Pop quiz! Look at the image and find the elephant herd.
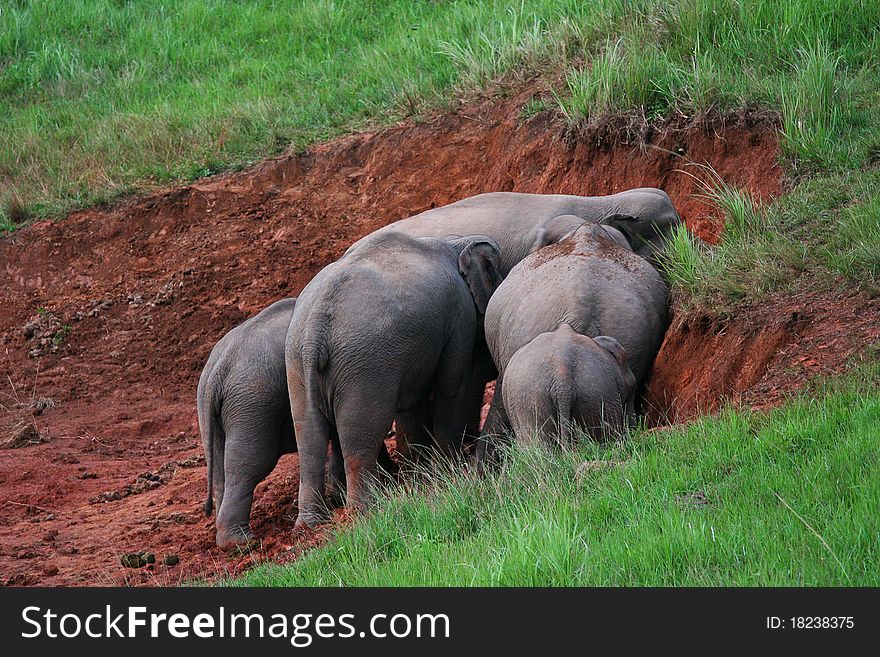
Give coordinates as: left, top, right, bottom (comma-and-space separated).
197, 189, 682, 548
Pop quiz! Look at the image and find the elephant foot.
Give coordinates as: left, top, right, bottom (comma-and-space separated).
475, 437, 505, 476
216, 525, 255, 550
326, 487, 346, 510
294, 511, 330, 529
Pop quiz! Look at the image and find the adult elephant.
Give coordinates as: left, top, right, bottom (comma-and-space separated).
286, 231, 503, 527
479, 223, 669, 462
347, 188, 681, 275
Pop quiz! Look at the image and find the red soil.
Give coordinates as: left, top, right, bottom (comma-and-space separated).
1, 85, 865, 587
647, 289, 880, 423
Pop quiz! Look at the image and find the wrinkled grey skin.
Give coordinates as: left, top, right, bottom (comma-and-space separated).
346, 190, 679, 442
503, 325, 636, 445
480, 223, 669, 464
198, 298, 395, 547
530, 215, 631, 253
346, 189, 681, 276
197, 298, 298, 548
287, 232, 503, 527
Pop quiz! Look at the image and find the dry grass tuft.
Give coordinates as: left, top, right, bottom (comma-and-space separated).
1, 417, 48, 449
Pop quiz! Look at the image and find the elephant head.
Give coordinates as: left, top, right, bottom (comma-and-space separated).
529, 214, 585, 253
529, 215, 632, 254
599, 210, 681, 265
449, 235, 503, 314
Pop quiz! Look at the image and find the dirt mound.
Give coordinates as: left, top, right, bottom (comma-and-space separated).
0, 85, 794, 586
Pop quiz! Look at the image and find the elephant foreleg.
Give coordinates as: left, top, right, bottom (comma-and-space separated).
327, 428, 345, 509
476, 372, 513, 474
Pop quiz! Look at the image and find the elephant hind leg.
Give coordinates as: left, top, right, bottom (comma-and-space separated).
336, 404, 395, 513
209, 426, 226, 516
215, 422, 283, 548
327, 428, 345, 509
395, 396, 434, 466
328, 426, 398, 510
294, 407, 334, 529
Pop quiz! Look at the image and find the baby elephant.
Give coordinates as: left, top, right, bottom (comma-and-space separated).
198, 298, 299, 548
502, 324, 636, 445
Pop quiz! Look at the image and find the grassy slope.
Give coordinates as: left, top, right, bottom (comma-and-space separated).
662, 166, 880, 307
3, 3, 879, 244
1, 0, 579, 227
236, 368, 879, 586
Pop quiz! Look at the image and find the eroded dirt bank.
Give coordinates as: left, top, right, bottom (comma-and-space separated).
647, 289, 880, 422
2, 87, 863, 587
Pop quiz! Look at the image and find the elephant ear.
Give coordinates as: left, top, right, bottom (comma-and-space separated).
458, 237, 503, 314
598, 213, 641, 251
593, 335, 628, 372
598, 225, 632, 251
529, 214, 585, 253
594, 335, 635, 403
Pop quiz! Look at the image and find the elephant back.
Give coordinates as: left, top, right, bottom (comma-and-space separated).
485, 225, 668, 384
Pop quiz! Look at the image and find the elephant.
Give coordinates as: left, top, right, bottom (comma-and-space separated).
502, 324, 636, 445
198, 298, 298, 548
479, 222, 669, 463
346, 188, 681, 276
345, 190, 680, 443
286, 231, 503, 527
198, 298, 394, 547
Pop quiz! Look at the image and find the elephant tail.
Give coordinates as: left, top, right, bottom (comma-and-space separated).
300, 314, 331, 411
197, 383, 225, 517
553, 382, 573, 447
294, 316, 333, 463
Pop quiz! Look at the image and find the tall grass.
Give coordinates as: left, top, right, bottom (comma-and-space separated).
659, 223, 703, 292
827, 194, 880, 288
660, 165, 806, 305
0, 0, 586, 223
232, 368, 880, 587
661, 165, 880, 306
2, 0, 879, 226
559, 38, 679, 122
557, 0, 879, 170
780, 41, 848, 168
437, 5, 551, 87
691, 165, 768, 241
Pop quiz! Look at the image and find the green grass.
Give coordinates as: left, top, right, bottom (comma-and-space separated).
661, 167, 880, 306
0, 0, 585, 223
827, 193, 880, 287
233, 367, 880, 586
557, 1, 879, 172
3, 0, 879, 233
519, 95, 550, 121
